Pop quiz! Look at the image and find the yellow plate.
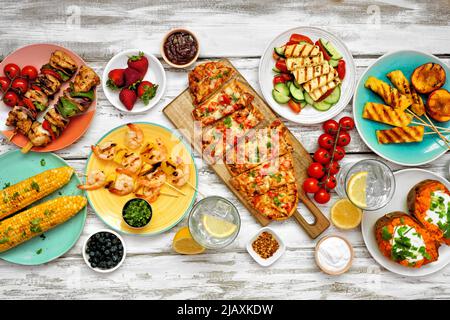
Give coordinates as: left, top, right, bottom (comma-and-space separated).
85, 122, 198, 236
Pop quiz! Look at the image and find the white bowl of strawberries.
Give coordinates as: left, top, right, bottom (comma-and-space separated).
102, 49, 166, 113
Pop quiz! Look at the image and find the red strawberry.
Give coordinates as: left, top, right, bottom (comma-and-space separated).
127, 52, 148, 77
107, 69, 125, 90
119, 88, 137, 110
137, 81, 159, 105
123, 67, 142, 88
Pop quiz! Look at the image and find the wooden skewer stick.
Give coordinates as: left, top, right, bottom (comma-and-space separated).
423, 112, 450, 140
164, 181, 187, 196
186, 180, 205, 198
21, 142, 33, 154
424, 131, 440, 135
160, 191, 179, 198
406, 109, 450, 148
412, 122, 450, 132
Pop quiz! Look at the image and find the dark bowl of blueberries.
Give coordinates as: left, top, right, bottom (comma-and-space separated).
83, 229, 126, 273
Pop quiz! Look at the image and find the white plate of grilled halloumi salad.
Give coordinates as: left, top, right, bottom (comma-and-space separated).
259, 27, 356, 124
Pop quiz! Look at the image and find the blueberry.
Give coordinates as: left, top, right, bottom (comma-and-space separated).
105, 250, 110, 255
89, 251, 95, 257
91, 263, 97, 268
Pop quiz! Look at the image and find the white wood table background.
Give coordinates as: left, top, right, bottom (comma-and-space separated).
0, 0, 449, 300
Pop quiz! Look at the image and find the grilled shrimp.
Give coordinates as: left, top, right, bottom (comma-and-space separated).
78, 170, 107, 190
136, 186, 161, 203
121, 153, 142, 173
109, 169, 135, 196
91, 141, 117, 161
141, 138, 168, 164
125, 123, 144, 150
164, 157, 190, 187
137, 169, 166, 189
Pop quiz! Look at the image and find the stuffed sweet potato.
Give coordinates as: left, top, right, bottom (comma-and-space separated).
407, 180, 450, 245
426, 89, 450, 122
411, 63, 446, 94
375, 211, 439, 268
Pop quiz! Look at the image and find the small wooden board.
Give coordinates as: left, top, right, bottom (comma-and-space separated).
163, 59, 329, 238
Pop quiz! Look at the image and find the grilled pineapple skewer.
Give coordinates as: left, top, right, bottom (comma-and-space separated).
376, 126, 424, 144
365, 76, 412, 110
363, 102, 413, 127
387, 70, 425, 116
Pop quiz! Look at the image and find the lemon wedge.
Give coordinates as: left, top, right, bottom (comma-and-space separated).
202, 214, 237, 238
346, 171, 368, 208
331, 198, 363, 229
172, 226, 205, 255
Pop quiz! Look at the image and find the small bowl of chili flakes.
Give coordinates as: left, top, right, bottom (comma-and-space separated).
246, 227, 285, 267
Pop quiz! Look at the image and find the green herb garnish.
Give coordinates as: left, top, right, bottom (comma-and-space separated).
123, 199, 152, 228
31, 181, 40, 193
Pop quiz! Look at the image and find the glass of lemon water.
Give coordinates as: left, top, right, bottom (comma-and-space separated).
335, 159, 396, 211
188, 196, 240, 249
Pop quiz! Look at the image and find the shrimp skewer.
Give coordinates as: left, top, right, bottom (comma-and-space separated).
77, 170, 107, 190
141, 138, 168, 165
162, 157, 191, 187
125, 123, 144, 150
108, 168, 135, 196
121, 152, 142, 173
91, 141, 118, 161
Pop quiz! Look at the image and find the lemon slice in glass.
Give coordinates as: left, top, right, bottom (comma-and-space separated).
202, 214, 237, 238
331, 199, 363, 229
172, 226, 205, 255
346, 171, 368, 208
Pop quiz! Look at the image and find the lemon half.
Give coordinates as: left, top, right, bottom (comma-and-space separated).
172, 226, 205, 255
331, 198, 363, 229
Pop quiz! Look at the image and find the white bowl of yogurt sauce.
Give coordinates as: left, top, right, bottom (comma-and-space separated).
315, 234, 354, 275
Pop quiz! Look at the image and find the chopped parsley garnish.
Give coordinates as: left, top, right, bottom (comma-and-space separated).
223, 116, 232, 128
40, 159, 46, 166
2, 182, 10, 189
30, 218, 42, 233
31, 181, 40, 192
0, 237, 9, 244
36, 248, 43, 255
273, 197, 281, 207
11, 192, 20, 200
381, 226, 392, 240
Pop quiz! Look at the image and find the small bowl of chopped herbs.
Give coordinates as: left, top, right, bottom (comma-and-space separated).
82, 229, 126, 273
122, 198, 153, 229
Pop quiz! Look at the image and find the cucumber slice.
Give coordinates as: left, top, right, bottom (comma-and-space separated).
329, 59, 339, 67
300, 101, 307, 109
319, 38, 342, 60
312, 100, 332, 111
286, 81, 293, 90
274, 46, 285, 57
290, 83, 304, 101
274, 83, 290, 96
272, 89, 290, 104
323, 85, 341, 104
293, 80, 301, 88
272, 66, 281, 73
304, 92, 315, 106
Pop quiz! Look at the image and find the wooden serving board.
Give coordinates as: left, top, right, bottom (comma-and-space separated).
163, 59, 329, 239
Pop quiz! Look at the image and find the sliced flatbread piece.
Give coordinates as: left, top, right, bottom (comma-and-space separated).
188, 61, 234, 106
309, 79, 341, 101
291, 62, 332, 85
365, 76, 412, 110
286, 52, 324, 71
302, 69, 338, 93
376, 126, 424, 144
192, 80, 254, 126
387, 70, 425, 116
226, 119, 292, 176
283, 43, 320, 58
363, 102, 413, 127
250, 183, 298, 220
230, 153, 296, 197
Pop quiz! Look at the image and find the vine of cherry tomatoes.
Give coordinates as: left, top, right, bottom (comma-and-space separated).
303, 116, 355, 204
1, 63, 38, 107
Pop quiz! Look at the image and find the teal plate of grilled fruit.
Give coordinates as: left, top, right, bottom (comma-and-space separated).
0, 150, 87, 265
353, 50, 449, 166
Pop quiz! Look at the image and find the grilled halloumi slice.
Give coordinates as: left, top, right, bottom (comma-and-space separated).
365, 76, 412, 110
387, 70, 425, 116
363, 102, 413, 127
309, 79, 341, 101
291, 62, 332, 85
283, 43, 320, 58
376, 126, 424, 144
303, 69, 338, 93
286, 52, 324, 71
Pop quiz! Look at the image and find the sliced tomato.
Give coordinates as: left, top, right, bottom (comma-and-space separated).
273, 75, 287, 85
42, 68, 62, 81
288, 100, 301, 113
337, 60, 346, 80
289, 34, 313, 45
315, 40, 331, 61
285, 41, 298, 46
275, 59, 288, 73
280, 73, 292, 81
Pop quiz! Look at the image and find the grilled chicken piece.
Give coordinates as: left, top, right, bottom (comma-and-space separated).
363, 102, 413, 127
44, 107, 69, 130
283, 43, 320, 58
303, 69, 338, 93
27, 121, 52, 147
291, 62, 332, 85
376, 126, 424, 144
387, 70, 425, 116
73, 66, 100, 93
6, 106, 34, 135
49, 50, 77, 76
365, 76, 412, 110
286, 52, 324, 71
309, 79, 341, 101
35, 73, 61, 96
24, 89, 49, 110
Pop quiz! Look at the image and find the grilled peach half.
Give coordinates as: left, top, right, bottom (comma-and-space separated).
427, 89, 450, 122
411, 63, 446, 94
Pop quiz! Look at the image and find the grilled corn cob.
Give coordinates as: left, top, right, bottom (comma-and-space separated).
0, 167, 74, 220
365, 76, 412, 110
376, 126, 424, 144
291, 62, 332, 85
363, 102, 413, 127
0, 196, 87, 253
283, 43, 320, 58
387, 70, 425, 116
286, 52, 324, 70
